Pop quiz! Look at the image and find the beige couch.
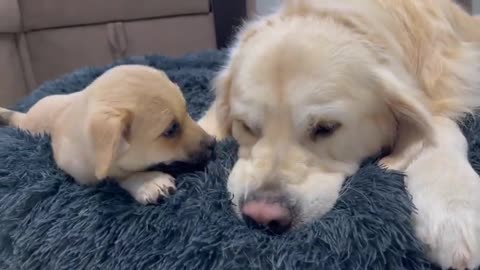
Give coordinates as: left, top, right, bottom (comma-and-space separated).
0, 0, 254, 106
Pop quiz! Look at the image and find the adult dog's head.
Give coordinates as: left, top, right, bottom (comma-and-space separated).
213, 1, 435, 233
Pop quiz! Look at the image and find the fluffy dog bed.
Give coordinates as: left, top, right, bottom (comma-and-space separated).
2, 50, 475, 270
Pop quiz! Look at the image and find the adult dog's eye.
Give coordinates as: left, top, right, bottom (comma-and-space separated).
241, 121, 255, 135
311, 121, 341, 140
162, 121, 180, 138
234, 119, 259, 137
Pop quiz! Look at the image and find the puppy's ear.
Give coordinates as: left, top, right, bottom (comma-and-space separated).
88, 109, 132, 179
373, 67, 436, 170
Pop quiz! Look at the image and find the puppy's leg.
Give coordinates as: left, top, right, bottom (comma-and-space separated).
0, 107, 27, 128
0, 96, 63, 134
406, 117, 480, 270
1, 94, 76, 134
379, 124, 425, 171
119, 171, 176, 205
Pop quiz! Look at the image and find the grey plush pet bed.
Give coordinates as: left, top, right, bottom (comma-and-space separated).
3, 50, 475, 269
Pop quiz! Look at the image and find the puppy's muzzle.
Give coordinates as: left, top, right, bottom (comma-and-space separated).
240, 190, 296, 234
188, 135, 217, 164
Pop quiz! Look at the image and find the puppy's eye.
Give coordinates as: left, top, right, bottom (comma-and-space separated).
162, 121, 180, 138
311, 121, 341, 140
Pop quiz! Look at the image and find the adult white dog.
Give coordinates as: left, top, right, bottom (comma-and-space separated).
200, 0, 480, 269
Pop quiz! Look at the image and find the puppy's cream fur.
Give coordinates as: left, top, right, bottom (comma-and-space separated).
200, 0, 480, 268
1, 65, 214, 205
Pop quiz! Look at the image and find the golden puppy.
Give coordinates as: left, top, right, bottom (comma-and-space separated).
200, 0, 480, 268
0, 65, 215, 205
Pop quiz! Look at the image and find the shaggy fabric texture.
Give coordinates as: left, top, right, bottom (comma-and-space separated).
2, 50, 472, 270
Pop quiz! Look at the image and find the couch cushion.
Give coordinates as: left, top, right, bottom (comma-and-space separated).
20, 0, 211, 31
0, 36, 28, 106
25, 14, 217, 88
25, 24, 117, 87
124, 15, 216, 57
0, 0, 21, 33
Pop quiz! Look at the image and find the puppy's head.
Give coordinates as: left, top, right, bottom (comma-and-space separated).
86, 65, 215, 180
215, 14, 433, 233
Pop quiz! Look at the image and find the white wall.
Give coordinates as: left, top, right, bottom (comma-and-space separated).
474, 0, 480, 14
256, 0, 480, 15
256, 0, 281, 15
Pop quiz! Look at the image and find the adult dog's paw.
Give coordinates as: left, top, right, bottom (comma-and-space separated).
414, 198, 480, 270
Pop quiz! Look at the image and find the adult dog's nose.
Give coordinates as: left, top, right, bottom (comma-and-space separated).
240, 192, 293, 234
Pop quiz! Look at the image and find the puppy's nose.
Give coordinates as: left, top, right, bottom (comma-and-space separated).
201, 136, 216, 159
189, 136, 216, 164
241, 192, 293, 234
203, 135, 216, 152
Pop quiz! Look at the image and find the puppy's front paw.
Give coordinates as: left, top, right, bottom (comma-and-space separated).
414, 198, 480, 270
379, 142, 424, 171
379, 156, 404, 171
120, 172, 176, 205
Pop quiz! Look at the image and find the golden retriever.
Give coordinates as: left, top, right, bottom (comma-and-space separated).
0, 65, 215, 205
199, 0, 480, 268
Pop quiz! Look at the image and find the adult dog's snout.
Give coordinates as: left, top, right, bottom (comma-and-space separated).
240, 191, 295, 234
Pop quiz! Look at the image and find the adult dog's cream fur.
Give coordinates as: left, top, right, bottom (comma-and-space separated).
199, 0, 480, 268
0, 65, 215, 205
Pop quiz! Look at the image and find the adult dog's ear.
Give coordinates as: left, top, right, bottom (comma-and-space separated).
88, 109, 132, 179
373, 67, 436, 171
198, 68, 233, 140
214, 68, 234, 137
